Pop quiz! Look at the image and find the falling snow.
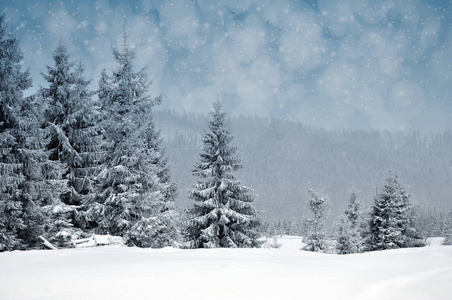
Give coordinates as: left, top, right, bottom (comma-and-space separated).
1, 0, 451, 131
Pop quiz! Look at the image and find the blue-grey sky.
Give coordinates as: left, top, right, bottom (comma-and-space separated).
2, 0, 451, 132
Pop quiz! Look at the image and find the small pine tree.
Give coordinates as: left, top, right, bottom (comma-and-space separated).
184, 100, 260, 248
366, 176, 402, 251
345, 192, 360, 228
303, 188, 328, 252
395, 182, 424, 248
335, 192, 363, 254
366, 173, 423, 251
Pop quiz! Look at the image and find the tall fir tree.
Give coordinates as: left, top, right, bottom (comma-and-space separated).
39, 40, 86, 247
85, 29, 178, 247
142, 118, 180, 245
184, 100, 260, 249
15, 94, 49, 250
303, 188, 328, 252
0, 15, 47, 251
63, 60, 104, 231
335, 192, 363, 254
366, 173, 423, 251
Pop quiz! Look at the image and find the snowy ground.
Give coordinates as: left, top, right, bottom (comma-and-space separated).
1, 237, 451, 300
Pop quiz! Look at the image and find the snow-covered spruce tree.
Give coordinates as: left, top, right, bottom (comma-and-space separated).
335, 192, 363, 254
62, 60, 104, 231
39, 40, 84, 248
86, 30, 178, 248
366, 176, 401, 251
0, 14, 38, 251
184, 100, 260, 249
366, 174, 423, 251
0, 16, 49, 251
398, 189, 424, 248
81, 67, 110, 231
141, 118, 180, 245
303, 188, 328, 252
13, 94, 49, 250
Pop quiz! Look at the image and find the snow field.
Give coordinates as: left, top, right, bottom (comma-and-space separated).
0, 239, 451, 300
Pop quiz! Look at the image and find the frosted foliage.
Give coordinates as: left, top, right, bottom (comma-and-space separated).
38, 41, 106, 247
0, 15, 46, 251
184, 100, 260, 249
62, 60, 105, 232
336, 217, 359, 254
85, 31, 178, 248
335, 193, 363, 254
366, 174, 423, 251
303, 188, 328, 252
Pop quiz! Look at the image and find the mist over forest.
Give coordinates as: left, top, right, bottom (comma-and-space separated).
155, 110, 452, 225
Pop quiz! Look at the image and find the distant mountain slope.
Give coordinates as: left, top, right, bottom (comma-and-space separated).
154, 110, 452, 224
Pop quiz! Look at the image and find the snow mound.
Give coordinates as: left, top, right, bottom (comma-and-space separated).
425, 237, 445, 246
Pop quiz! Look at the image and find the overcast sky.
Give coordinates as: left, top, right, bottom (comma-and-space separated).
2, 0, 451, 132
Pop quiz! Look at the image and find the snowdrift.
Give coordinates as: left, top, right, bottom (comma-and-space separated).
0, 239, 451, 300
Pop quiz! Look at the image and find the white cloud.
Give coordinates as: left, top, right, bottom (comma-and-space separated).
225, 17, 266, 65
287, 84, 305, 101
221, 0, 254, 14
8, 0, 452, 132
358, 31, 396, 60
378, 58, 402, 78
158, 0, 202, 51
389, 80, 425, 117
317, 63, 359, 99
263, 0, 302, 28
318, 0, 358, 23
419, 16, 441, 48
358, 87, 385, 113
278, 14, 326, 71
44, 9, 77, 39
183, 85, 218, 113
358, 1, 392, 25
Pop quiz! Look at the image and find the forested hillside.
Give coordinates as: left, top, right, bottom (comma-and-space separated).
155, 110, 452, 225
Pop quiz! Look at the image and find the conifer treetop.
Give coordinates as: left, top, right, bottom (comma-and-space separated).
193, 100, 241, 180
42, 40, 75, 104
108, 26, 161, 110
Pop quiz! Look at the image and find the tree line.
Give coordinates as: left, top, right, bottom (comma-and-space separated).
308, 175, 426, 254
1, 16, 450, 253
261, 178, 452, 254
0, 17, 261, 251
155, 110, 452, 227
